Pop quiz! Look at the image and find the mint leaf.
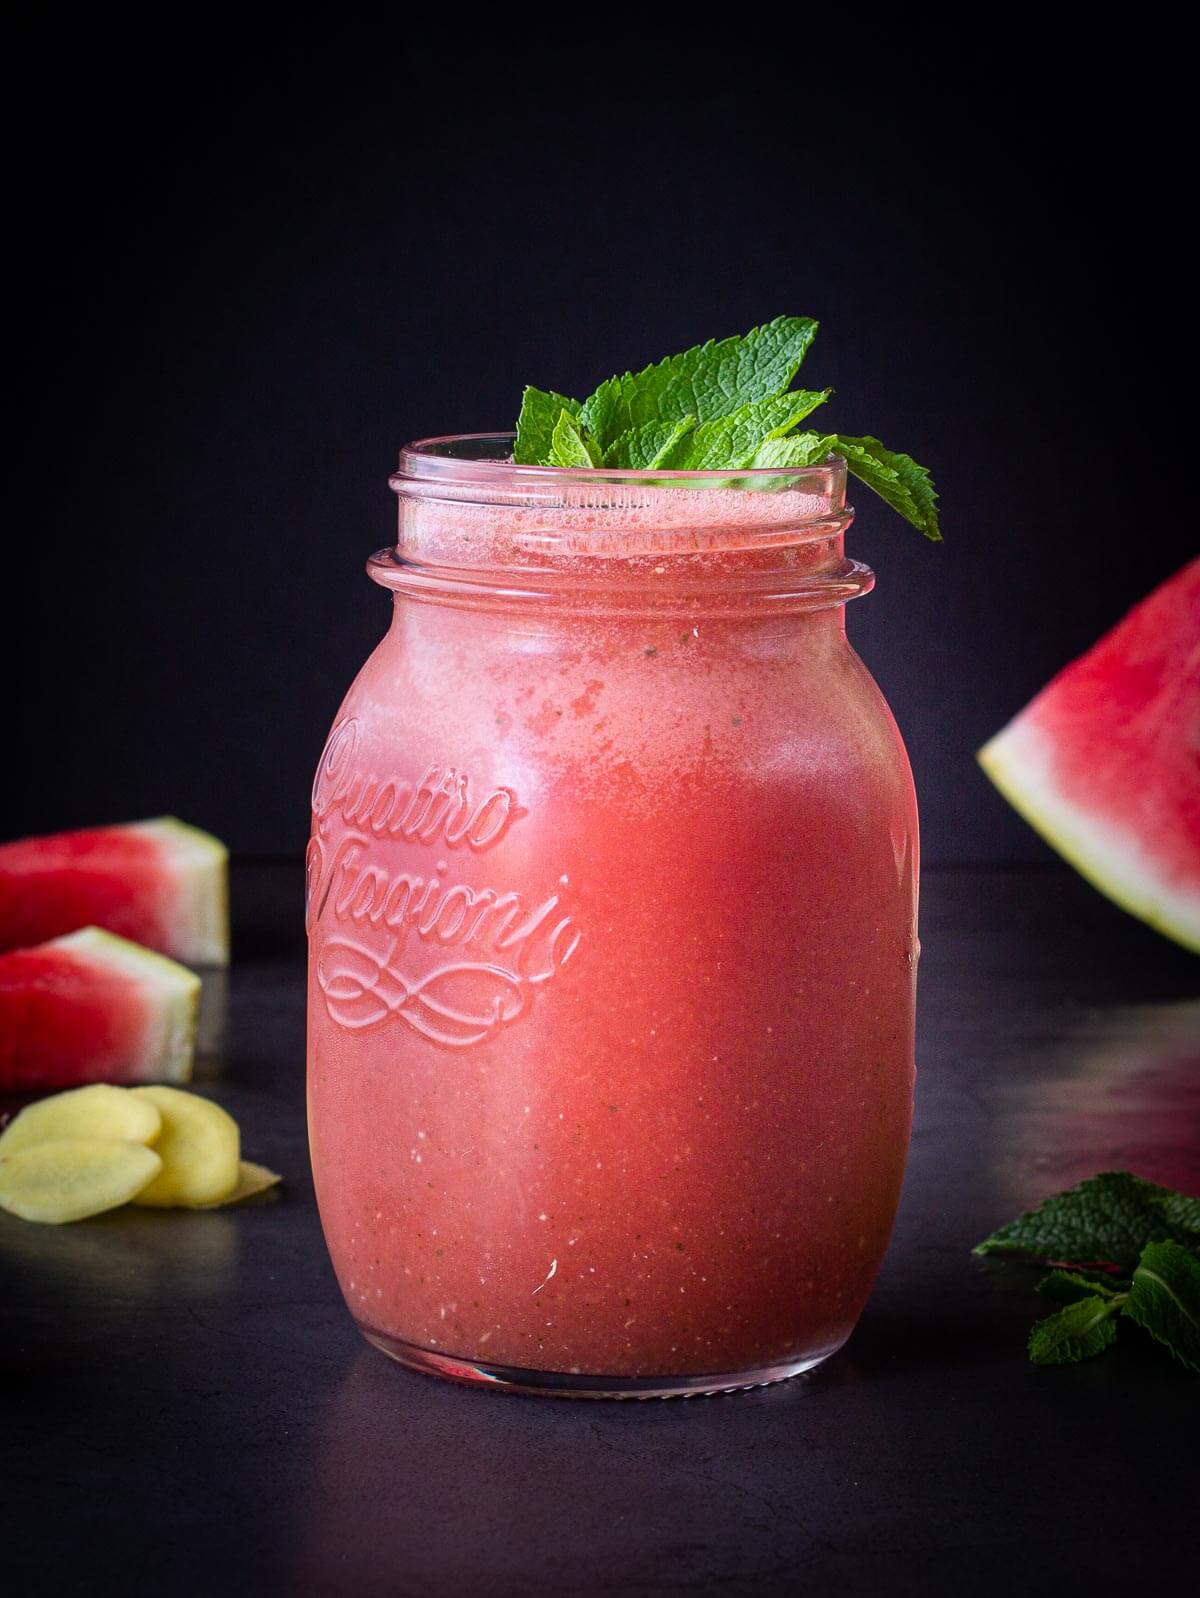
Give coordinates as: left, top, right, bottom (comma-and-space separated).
974, 1172, 1196, 1274
510, 318, 942, 536
665, 391, 832, 471
834, 435, 942, 542
748, 432, 837, 471
1123, 1240, 1200, 1373
580, 316, 819, 446
1028, 1296, 1123, 1365
1147, 1190, 1200, 1242
603, 416, 696, 470
548, 409, 602, 469
514, 387, 582, 465
980, 1175, 1200, 1373
1037, 1269, 1128, 1306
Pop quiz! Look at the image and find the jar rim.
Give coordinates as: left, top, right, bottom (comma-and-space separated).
391, 432, 847, 500
381, 432, 867, 614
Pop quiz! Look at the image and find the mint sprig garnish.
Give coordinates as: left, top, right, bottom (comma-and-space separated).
513, 388, 582, 467
1124, 1241, 1200, 1372
548, 409, 602, 468
975, 1172, 1200, 1373
833, 436, 940, 544
580, 315, 819, 441
1036, 1268, 1125, 1306
603, 416, 696, 471
661, 391, 832, 472
511, 316, 941, 540
973, 1170, 1198, 1274
1028, 1295, 1123, 1365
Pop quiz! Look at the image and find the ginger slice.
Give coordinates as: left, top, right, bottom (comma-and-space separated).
0, 1138, 162, 1224
0, 1083, 162, 1158
129, 1086, 239, 1207
191, 1160, 281, 1208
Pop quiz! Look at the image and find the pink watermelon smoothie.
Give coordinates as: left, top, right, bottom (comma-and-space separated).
307, 466, 918, 1384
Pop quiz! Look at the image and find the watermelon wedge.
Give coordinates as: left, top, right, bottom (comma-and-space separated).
0, 818, 228, 966
979, 558, 1200, 952
0, 927, 200, 1093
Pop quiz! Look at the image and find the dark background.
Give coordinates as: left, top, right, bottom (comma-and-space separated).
7, 16, 1191, 860
4, 27, 1198, 1597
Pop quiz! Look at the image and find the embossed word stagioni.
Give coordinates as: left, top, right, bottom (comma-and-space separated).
307, 717, 582, 1048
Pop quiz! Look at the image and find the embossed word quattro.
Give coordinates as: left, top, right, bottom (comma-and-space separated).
308, 718, 582, 1048
311, 713, 525, 851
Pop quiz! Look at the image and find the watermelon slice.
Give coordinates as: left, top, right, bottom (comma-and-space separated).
0, 927, 200, 1094
979, 558, 1200, 952
0, 818, 228, 966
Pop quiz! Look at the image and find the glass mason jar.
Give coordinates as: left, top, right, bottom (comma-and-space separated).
307, 436, 918, 1398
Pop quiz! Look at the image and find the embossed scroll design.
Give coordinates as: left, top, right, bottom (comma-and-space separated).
308, 717, 582, 1048
316, 936, 569, 1048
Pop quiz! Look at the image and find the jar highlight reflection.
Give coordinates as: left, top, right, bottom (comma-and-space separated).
306, 437, 918, 1398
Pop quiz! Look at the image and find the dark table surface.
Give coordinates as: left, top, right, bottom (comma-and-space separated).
3, 863, 1197, 1597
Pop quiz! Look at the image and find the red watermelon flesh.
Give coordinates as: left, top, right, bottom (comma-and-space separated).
0, 818, 228, 966
979, 557, 1200, 951
0, 927, 200, 1093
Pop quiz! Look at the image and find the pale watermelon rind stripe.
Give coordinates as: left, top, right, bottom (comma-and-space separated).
129, 818, 230, 968
54, 927, 200, 1081
978, 717, 1200, 955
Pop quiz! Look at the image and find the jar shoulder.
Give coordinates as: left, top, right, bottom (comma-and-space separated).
317, 621, 913, 802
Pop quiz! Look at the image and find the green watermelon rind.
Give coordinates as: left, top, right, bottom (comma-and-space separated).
55, 926, 201, 1082
979, 718, 1200, 955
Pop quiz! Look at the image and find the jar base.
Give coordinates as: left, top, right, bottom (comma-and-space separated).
359, 1326, 843, 1399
